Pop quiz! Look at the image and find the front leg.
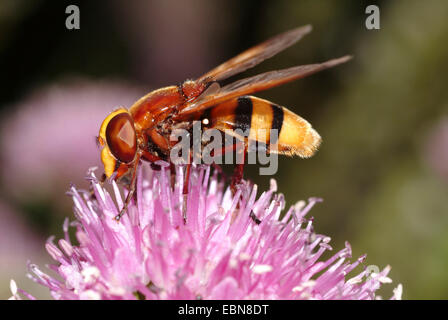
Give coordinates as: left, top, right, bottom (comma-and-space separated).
114, 154, 141, 221
231, 141, 247, 195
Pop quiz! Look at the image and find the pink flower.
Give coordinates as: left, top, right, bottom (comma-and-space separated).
11, 163, 402, 300
0, 201, 49, 300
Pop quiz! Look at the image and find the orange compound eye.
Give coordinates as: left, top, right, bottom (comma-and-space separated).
105, 113, 137, 163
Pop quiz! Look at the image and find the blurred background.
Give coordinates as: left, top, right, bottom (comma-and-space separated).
0, 0, 447, 299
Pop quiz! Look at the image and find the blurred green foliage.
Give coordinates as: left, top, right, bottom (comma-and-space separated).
1, 0, 447, 299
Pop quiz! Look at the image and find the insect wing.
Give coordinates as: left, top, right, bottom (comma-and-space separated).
198, 25, 312, 82
178, 56, 352, 118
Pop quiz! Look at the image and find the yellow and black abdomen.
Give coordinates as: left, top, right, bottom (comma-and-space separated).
202, 95, 321, 158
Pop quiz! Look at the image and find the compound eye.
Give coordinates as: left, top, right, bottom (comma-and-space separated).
105, 113, 137, 163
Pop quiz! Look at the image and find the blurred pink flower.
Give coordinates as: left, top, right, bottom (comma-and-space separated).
0, 201, 48, 299
424, 118, 448, 183
11, 163, 401, 300
0, 202, 42, 262
0, 79, 143, 200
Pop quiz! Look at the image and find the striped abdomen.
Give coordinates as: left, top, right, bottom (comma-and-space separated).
201, 96, 321, 158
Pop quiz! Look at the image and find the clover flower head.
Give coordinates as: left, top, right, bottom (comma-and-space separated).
10, 163, 401, 300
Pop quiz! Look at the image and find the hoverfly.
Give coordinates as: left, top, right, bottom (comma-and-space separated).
97, 25, 351, 221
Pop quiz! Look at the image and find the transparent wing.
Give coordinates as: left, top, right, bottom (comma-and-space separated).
198, 25, 312, 82
177, 55, 352, 119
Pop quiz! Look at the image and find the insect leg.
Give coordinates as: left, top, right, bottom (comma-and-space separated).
141, 150, 163, 171
229, 143, 261, 225
114, 154, 141, 221
183, 162, 192, 196
231, 141, 246, 195
182, 150, 193, 224
170, 162, 176, 189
